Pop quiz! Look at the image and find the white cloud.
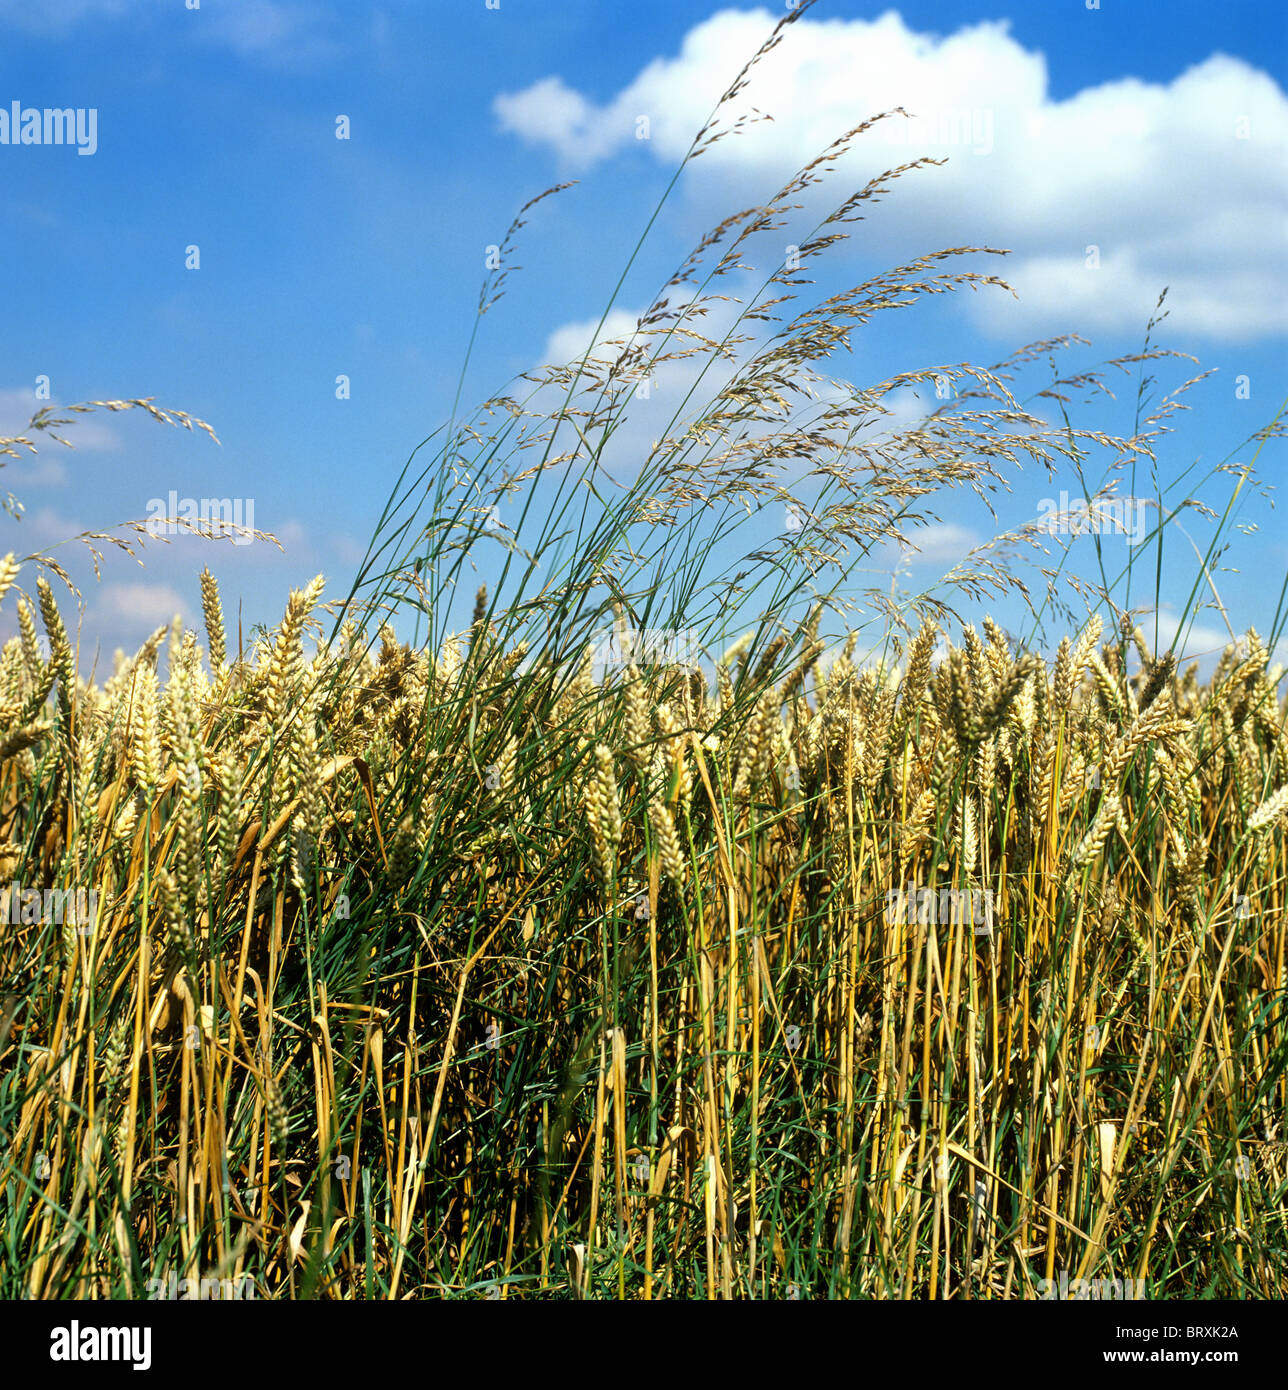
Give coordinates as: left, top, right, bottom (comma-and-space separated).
2, 579, 193, 666
94, 581, 189, 628
495, 77, 628, 170
542, 309, 644, 368
1146, 610, 1236, 661
528, 295, 973, 491
0, 0, 134, 35
50, 582, 193, 665
4, 505, 94, 546
0, 0, 341, 66
895, 521, 979, 567
3, 455, 68, 490
495, 9, 1288, 341
199, 0, 342, 67
529, 302, 729, 481
276, 518, 308, 549
0, 388, 123, 462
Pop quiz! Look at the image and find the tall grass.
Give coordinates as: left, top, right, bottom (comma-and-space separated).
0, 0, 1284, 1299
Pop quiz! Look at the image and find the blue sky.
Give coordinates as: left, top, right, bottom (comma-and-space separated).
1, 0, 1284, 672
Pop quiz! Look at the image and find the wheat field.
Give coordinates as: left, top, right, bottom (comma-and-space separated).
0, 559, 1284, 1298
2, 0, 1285, 1303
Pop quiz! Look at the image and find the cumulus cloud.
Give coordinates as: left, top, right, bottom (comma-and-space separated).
496, 77, 629, 170
526, 300, 732, 480
895, 521, 980, 567
495, 8, 1288, 341
541, 309, 644, 369
1143, 615, 1288, 682
1144, 613, 1287, 678
94, 581, 189, 628
0, 580, 192, 667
